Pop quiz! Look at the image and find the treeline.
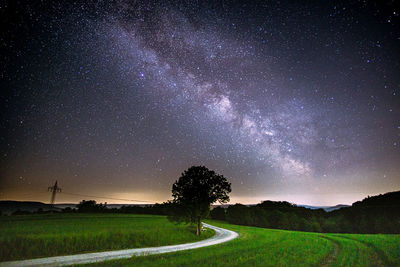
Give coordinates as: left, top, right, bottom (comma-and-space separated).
66, 200, 171, 215
210, 191, 400, 234
7, 200, 170, 216
8, 191, 400, 234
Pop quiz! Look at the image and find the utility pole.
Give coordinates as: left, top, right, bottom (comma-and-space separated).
48, 180, 61, 205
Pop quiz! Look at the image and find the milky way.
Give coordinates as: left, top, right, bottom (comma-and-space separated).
1, 1, 400, 205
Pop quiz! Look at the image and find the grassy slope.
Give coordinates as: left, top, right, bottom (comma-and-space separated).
83, 220, 400, 267
0, 214, 214, 261
327, 233, 400, 266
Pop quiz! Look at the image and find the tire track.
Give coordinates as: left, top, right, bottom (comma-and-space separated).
335, 235, 394, 267
317, 235, 342, 267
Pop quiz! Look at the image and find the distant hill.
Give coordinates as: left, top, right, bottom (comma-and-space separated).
210, 190, 400, 234
0, 201, 61, 215
351, 190, 400, 208
293, 191, 400, 212
213, 203, 350, 212
298, 204, 350, 212
53, 203, 77, 209
324, 204, 350, 212
0, 201, 157, 215
53, 203, 152, 209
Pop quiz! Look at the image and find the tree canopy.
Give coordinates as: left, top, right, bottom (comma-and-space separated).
76, 200, 106, 213
170, 166, 231, 235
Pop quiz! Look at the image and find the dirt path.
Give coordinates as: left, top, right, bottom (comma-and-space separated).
1, 223, 238, 267
336, 235, 391, 266
318, 236, 342, 267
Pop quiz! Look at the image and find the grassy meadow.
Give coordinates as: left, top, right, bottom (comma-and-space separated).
82, 220, 400, 267
1, 214, 399, 266
0, 213, 214, 261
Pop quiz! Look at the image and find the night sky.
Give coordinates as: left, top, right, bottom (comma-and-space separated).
1, 0, 399, 206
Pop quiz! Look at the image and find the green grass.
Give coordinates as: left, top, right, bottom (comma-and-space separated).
81, 220, 400, 267
2, 215, 399, 266
326, 233, 400, 266
0, 213, 214, 261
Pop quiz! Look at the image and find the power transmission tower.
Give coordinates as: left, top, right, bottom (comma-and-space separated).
48, 180, 61, 205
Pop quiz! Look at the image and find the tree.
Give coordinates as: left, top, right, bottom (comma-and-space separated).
76, 200, 106, 213
170, 166, 231, 235
210, 206, 226, 220
226, 204, 253, 225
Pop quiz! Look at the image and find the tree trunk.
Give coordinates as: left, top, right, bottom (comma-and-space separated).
196, 216, 201, 235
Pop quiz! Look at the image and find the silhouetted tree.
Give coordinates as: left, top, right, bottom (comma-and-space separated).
226, 204, 253, 225
169, 166, 231, 235
76, 200, 106, 213
210, 206, 226, 220
63, 207, 73, 213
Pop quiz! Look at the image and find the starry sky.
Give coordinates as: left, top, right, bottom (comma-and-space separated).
1, 0, 400, 206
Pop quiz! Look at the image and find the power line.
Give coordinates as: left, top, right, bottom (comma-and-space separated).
61, 191, 154, 203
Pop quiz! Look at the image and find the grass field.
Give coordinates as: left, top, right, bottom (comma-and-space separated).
81, 220, 400, 267
1, 214, 399, 266
0, 214, 214, 261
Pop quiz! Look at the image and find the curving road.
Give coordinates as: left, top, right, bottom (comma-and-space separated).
1, 223, 238, 267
